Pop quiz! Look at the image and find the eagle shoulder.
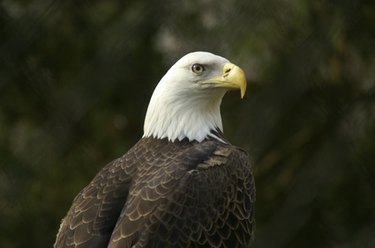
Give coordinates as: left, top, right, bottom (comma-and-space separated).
54, 150, 137, 248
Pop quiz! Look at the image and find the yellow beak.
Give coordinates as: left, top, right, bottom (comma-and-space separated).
207, 63, 247, 98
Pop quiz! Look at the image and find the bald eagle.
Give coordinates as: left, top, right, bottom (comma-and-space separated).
55, 52, 255, 248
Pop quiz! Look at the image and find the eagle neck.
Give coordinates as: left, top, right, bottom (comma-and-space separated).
143, 87, 225, 143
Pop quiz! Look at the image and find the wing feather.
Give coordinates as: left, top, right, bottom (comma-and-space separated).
55, 148, 138, 248
56, 138, 255, 248
107, 139, 255, 248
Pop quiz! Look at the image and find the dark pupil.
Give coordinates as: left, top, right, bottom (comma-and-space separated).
194, 65, 202, 71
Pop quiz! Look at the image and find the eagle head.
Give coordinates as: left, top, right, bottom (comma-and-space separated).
143, 51, 247, 143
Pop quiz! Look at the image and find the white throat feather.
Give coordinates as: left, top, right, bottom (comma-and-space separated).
143, 81, 226, 142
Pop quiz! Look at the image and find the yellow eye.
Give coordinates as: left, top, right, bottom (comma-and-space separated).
191, 64, 205, 74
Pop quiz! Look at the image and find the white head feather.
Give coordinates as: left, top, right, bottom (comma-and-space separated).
143, 51, 234, 142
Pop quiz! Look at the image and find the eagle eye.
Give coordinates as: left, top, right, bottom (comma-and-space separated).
191, 64, 205, 74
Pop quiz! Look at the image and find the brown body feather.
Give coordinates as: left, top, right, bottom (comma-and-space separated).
55, 137, 255, 248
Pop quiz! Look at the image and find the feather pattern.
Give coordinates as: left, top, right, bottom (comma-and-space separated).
55, 136, 255, 248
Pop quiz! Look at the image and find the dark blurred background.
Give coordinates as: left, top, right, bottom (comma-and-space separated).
1, 0, 375, 247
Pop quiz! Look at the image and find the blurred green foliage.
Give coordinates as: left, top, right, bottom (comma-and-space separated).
1, 0, 374, 247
